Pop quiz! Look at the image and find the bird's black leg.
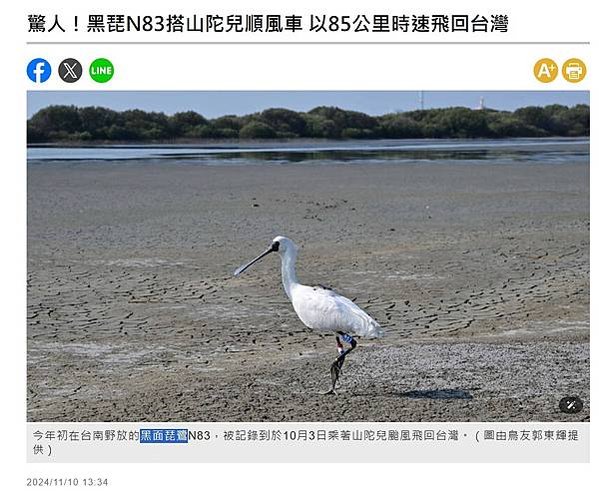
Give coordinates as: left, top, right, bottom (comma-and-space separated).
324, 332, 357, 395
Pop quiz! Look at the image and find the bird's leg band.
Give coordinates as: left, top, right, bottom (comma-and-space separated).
336, 333, 356, 359
341, 333, 355, 346
336, 336, 344, 355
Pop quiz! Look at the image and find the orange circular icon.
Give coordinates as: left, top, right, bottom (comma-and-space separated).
534, 58, 558, 83
562, 58, 586, 83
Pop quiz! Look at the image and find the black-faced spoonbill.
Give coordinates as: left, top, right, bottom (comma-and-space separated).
234, 236, 383, 394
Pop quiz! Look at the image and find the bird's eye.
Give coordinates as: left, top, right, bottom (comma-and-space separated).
272, 241, 280, 251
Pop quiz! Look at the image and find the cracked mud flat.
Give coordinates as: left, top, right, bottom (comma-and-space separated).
27, 160, 589, 422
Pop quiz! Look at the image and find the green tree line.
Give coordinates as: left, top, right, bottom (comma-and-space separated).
27, 104, 590, 143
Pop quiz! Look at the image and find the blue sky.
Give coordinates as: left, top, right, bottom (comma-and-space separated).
27, 91, 589, 118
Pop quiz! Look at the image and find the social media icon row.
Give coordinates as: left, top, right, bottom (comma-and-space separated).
27, 58, 114, 83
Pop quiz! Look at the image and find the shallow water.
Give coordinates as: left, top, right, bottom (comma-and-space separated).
28, 137, 589, 166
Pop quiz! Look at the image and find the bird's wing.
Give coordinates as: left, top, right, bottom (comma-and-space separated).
293, 286, 383, 339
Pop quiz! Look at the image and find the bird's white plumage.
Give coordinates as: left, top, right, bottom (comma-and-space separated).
235, 235, 383, 339
291, 284, 382, 338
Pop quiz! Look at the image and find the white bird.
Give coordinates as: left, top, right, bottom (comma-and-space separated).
234, 236, 383, 394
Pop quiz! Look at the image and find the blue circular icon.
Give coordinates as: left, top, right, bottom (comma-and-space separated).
27, 58, 52, 83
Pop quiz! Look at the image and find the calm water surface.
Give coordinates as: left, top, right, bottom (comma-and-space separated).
27, 138, 590, 166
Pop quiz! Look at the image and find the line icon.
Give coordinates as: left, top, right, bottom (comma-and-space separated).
89, 58, 114, 83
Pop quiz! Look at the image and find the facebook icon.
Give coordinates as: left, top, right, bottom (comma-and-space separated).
27, 58, 51, 83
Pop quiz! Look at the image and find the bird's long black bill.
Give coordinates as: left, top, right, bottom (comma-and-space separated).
233, 246, 275, 276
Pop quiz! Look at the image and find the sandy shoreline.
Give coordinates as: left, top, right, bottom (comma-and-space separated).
27, 161, 589, 421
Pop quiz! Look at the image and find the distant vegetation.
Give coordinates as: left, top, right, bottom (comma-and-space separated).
27, 104, 590, 143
